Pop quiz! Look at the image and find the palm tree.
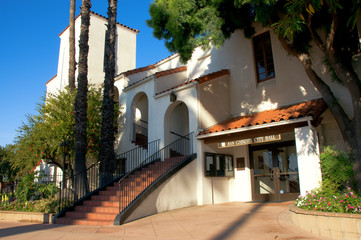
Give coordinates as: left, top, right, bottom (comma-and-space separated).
74, 0, 91, 196
99, 0, 118, 185
68, 0, 76, 92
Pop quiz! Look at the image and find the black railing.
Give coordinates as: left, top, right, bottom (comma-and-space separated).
117, 139, 160, 173
132, 122, 148, 141
118, 132, 194, 215
170, 131, 190, 140
57, 139, 160, 213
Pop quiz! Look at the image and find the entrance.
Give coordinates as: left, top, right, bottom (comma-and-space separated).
250, 140, 300, 201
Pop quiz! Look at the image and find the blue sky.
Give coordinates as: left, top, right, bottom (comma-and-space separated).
0, 1, 171, 147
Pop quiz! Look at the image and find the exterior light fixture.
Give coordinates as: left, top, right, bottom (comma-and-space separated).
170, 91, 177, 102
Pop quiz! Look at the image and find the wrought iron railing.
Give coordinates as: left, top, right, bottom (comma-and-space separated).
118, 132, 194, 215
117, 139, 160, 173
57, 139, 160, 213
132, 122, 148, 142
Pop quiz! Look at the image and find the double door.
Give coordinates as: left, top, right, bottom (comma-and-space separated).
250, 141, 300, 201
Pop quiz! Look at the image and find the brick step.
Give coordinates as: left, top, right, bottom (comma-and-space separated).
65, 211, 117, 221
55, 155, 186, 226
56, 218, 113, 226
97, 186, 147, 197
83, 200, 119, 207
74, 205, 119, 214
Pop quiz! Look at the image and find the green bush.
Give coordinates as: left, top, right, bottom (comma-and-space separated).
14, 173, 38, 202
0, 172, 60, 213
320, 146, 353, 192
0, 197, 59, 213
295, 146, 358, 214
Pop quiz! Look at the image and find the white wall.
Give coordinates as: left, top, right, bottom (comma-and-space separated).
47, 13, 137, 93
295, 125, 322, 195
198, 75, 230, 130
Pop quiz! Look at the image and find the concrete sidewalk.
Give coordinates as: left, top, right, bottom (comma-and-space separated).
0, 201, 329, 240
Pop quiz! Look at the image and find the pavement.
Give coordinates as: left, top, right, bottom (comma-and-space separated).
0, 201, 329, 240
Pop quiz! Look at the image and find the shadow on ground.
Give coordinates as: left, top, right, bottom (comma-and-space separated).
211, 202, 265, 240
0, 223, 61, 238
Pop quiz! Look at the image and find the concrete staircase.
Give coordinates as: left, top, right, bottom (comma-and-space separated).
56, 157, 183, 225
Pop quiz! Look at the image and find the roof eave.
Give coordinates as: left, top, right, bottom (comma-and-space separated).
197, 116, 314, 139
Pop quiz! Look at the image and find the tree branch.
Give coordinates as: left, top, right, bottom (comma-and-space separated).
326, 12, 339, 52
277, 35, 352, 134
306, 15, 326, 52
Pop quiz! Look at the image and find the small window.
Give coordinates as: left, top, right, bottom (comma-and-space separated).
205, 153, 234, 177
253, 31, 275, 82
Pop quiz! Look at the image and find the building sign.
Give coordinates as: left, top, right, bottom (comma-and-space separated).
218, 134, 281, 148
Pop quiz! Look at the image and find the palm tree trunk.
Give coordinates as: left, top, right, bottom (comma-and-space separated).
99, 0, 118, 186
74, 0, 91, 197
68, 0, 76, 92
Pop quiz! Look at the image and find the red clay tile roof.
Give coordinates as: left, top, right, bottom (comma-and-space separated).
155, 66, 187, 78
59, 11, 139, 36
196, 69, 230, 84
199, 98, 327, 136
155, 69, 230, 95
123, 64, 156, 77
124, 66, 187, 90
118, 53, 179, 78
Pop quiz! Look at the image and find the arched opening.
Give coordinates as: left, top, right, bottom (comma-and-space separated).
164, 101, 189, 147
130, 92, 149, 147
114, 86, 119, 103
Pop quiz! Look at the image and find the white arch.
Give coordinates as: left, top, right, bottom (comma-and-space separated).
130, 92, 149, 142
164, 101, 190, 146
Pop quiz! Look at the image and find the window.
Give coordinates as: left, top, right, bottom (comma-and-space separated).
253, 31, 275, 82
205, 153, 234, 177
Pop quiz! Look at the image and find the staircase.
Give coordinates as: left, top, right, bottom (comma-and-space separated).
56, 156, 184, 225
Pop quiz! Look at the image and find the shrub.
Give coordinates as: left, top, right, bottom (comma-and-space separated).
0, 172, 60, 213
320, 146, 353, 192
14, 173, 38, 202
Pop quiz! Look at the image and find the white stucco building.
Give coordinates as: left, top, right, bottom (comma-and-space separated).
47, 12, 358, 223
113, 25, 354, 219
46, 12, 138, 94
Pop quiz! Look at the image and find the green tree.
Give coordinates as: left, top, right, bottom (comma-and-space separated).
99, 0, 118, 184
9, 88, 103, 177
148, 0, 361, 190
0, 146, 18, 183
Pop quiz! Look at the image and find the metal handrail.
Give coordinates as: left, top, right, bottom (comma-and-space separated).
118, 132, 194, 215
57, 139, 160, 213
170, 131, 190, 140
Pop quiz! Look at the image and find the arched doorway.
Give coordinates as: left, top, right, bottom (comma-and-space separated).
164, 101, 189, 147
114, 86, 119, 103
130, 92, 149, 147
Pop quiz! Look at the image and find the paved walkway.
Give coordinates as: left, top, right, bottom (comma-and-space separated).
0, 201, 329, 240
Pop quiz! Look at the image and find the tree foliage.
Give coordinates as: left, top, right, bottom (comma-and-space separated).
8, 87, 109, 176
148, 0, 254, 62
0, 146, 18, 183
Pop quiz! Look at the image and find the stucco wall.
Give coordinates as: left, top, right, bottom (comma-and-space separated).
198, 75, 230, 130
295, 125, 322, 196
48, 13, 137, 93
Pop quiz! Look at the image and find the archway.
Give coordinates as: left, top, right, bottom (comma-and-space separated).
164, 101, 189, 147
114, 86, 119, 103
130, 92, 149, 146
